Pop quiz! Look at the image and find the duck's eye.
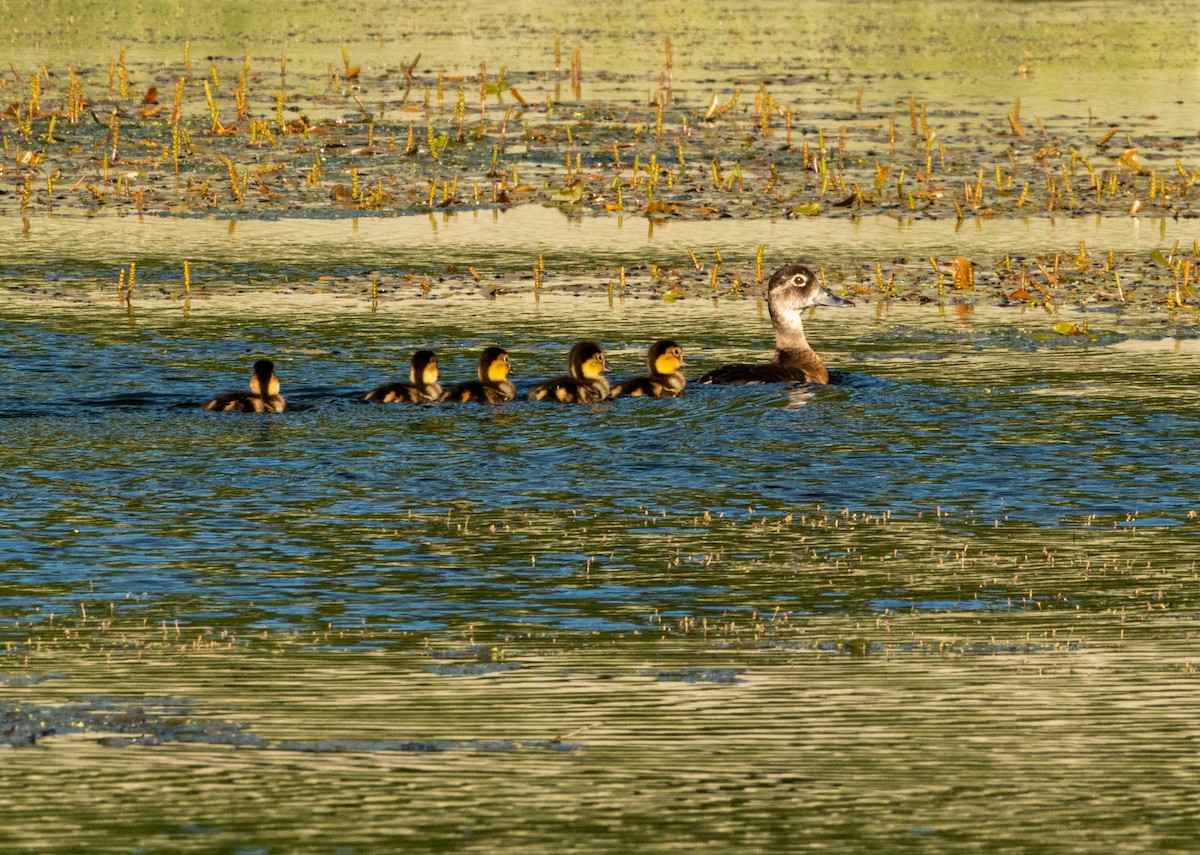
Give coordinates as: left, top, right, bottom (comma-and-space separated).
793, 274, 806, 285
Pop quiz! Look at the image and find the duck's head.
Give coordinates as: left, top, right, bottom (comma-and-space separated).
478, 346, 513, 382
767, 264, 852, 312
410, 350, 439, 386
249, 359, 280, 397
568, 340, 607, 381
647, 339, 685, 376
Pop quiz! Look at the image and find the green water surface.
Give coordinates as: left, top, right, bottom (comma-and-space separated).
2, 1, 1200, 853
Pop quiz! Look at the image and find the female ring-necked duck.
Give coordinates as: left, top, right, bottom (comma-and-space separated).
202, 359, 286, 412
364, 350, 442, 403
441, 346, 517, 403
528, 340, 610, 403
697, 264, 851, 385
610, 339, 686, 398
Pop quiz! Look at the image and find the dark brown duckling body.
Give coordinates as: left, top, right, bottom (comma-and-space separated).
528, 340, 610, 403
203, 359, 286, 412
698, 264, 851, 385
610, 340, 686, 398
364, 350, 443, 403
441, 347, 517, 403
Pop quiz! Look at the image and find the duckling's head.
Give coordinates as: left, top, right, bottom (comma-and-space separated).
568, 340, 607, 381
647, 339, 684, 376
478, 346, 513, 382
410, 350, 438, 386
767, 264, 852, 312
249, 359, 280, 397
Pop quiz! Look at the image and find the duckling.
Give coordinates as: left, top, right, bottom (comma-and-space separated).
698, 264, 851, 384
528, 340, 610, 403
441, 346, 517, 403
202, 359, 286, 412
610, 339, 686, 398
364, 350, 442, 403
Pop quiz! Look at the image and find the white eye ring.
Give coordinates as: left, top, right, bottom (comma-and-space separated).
793, 274, 806, 284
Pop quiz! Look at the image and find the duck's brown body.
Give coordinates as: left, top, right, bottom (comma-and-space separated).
203, 360, 286, 412
698, 264, 850, 385
444, 379, 517, 403
528, 376, 610, 403
366, 382, 440, 404
698, 352, 831, 385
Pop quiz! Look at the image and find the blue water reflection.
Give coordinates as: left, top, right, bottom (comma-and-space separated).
3, 298, 1198, 632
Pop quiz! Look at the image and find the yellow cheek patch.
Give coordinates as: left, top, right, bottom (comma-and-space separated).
653, 353, 681, 375
486, 360, 509, 382
422, 365, 439, 385
581, 356, 605, 380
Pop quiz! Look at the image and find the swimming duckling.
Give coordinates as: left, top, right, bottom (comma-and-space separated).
364, 350, 442, 403
610, 339, 686, 398
441, 346, 517, 403
528, 340, 610, 403
698, 264, 851, 384
202, 359, 286, 412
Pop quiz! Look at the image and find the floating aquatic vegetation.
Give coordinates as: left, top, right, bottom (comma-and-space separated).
653, 667, 744, 684
0, 672, 67, 686
276, 737, 576, 753
2, 40, 1197, 230
2, 698, 266, 748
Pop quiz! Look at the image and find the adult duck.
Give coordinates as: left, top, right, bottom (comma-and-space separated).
698, 264, 851, 384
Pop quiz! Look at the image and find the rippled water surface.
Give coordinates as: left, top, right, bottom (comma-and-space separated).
3, 0, 1200, 852
4, 208, 1195, 277
4, 287, 1200, 852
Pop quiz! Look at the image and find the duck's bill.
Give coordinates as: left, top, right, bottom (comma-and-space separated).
814, 288, 853, 307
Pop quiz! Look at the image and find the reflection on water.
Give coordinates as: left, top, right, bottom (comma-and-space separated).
3, 0, 1200, 847
2, 296, 1198, 635
2, 208, 1191, 280
4, 196, 1200, 855
4, 0, 1197, 135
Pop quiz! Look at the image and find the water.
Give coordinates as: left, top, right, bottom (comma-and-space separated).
4, 208, 1194, 276
4, 0, 1197, 137
4, 0, 1200, 851
5, 267, 1200, 854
